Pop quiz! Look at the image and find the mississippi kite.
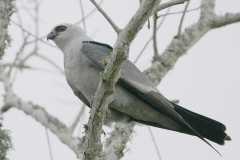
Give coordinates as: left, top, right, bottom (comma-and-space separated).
47, 23, 231, 153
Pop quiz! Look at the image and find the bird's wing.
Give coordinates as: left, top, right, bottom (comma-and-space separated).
81, 41, 189, 125
81, 41, 220, 154
81, 41, 155, 88
81, 41, 181, 117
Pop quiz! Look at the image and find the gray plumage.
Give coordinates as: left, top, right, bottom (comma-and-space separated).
47, 23, 231, 153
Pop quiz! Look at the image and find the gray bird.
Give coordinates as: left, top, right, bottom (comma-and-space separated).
47, 23, 231, 153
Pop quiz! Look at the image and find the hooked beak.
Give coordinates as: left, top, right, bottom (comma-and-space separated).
47, 31, 57, 40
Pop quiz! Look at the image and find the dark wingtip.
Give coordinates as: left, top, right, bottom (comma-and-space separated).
220, 132, 231, 145
224, 135, 232, 141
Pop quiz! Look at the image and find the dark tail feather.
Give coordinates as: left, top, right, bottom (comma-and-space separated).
173, 103, 231, 145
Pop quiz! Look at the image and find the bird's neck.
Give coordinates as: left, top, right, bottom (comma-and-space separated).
62, 36, 91, 71
61, 38, 81, 54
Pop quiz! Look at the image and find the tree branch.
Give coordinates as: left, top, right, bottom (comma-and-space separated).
145, 0, 240, 84
0, 73, 84, 157
104, 120, 135, 160
211, 12, 240, 28
83, 1, 161, 160
89, 0, 120, 33
3, 94, 83, 155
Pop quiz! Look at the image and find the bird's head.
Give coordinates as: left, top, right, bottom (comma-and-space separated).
47, 23, 88, 50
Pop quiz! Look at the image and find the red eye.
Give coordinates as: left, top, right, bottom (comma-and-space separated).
55, 25, 67, 32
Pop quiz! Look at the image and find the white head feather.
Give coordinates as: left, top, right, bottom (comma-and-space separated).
47, 23, 91, 53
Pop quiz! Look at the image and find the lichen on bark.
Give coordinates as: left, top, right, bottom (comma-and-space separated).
0, 0, 15, 59
0, 127, 12, 160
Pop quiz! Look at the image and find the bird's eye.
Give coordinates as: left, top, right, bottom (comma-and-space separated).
55, 25, 67, 32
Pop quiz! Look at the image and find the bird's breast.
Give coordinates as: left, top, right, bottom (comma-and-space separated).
64, 51, 100, 102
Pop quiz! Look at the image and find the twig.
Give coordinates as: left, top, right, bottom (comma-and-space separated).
157, 7, 200, 17
15, 9, 26, 41
176, 0, 190, 37
156, 0, 187, 12
70, 105, 86, 133
152, 13, 160, 60
11, 20, 56, 48
147, 127, 162, 160
1, 63, 32, 70
35, 53, 64, 74
33, 0, 40, 54
17, 2, 40, 66
134, 8, 170, 63
45, 127, 54, 160
75, 0, 104, 25
89, 0, 120, 33
7, 34, 30, 77
79, 0, 87, 32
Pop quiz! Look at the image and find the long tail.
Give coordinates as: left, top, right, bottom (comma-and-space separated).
118, 78, 231, 154
172, 103, 231, 145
